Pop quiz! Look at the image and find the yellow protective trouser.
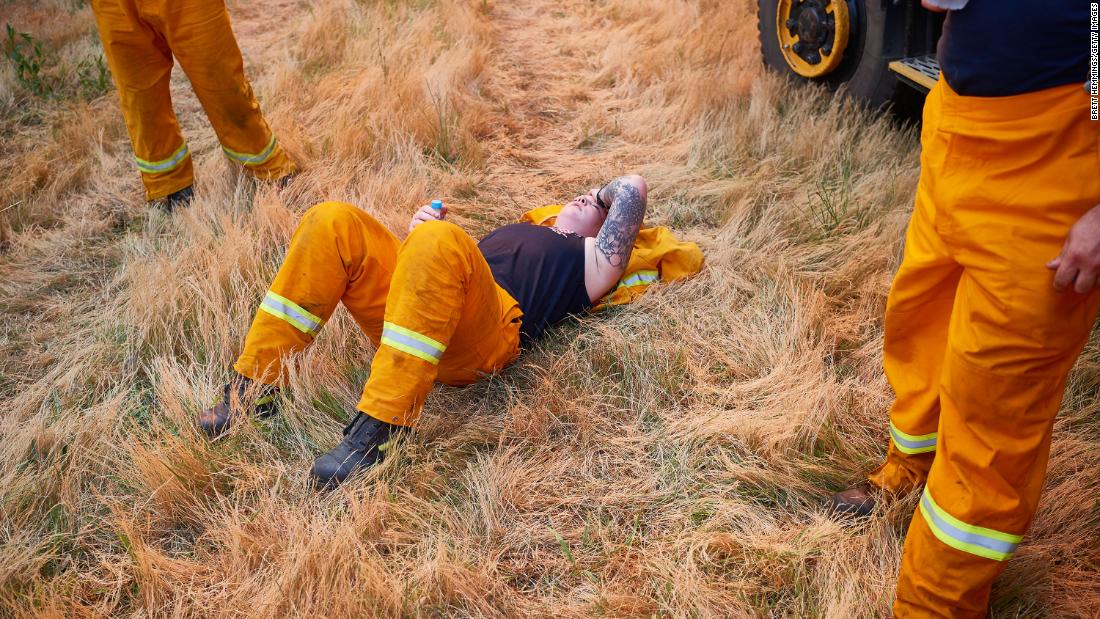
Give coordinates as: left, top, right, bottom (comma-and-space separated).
91, 0, 296, 200
234, 202, 523, 427
867, 80, 1100, 617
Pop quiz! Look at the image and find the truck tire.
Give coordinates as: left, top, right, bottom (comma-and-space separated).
758, 0, 899, 109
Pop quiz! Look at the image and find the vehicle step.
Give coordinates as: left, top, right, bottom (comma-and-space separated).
888, 55, 940, 92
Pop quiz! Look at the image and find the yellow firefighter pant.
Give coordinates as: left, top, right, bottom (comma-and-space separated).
866, 80, 1100, 617
91, 0, 296, 200
234, 202, 523, 427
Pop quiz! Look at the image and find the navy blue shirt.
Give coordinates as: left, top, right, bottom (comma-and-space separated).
479, 224, 592, 345
938, 0, 1089, 97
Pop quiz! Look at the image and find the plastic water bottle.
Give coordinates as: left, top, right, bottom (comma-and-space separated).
431, 199, 444, 220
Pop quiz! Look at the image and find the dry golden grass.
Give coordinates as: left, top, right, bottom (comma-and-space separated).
1, 0, 1098, 616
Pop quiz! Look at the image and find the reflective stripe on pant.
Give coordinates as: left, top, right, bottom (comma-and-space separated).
234, 202, 522, 427
90, 0, 295, 200
871, 80, 1100, 617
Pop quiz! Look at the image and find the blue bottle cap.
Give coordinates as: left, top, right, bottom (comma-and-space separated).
431, 200, 443, 210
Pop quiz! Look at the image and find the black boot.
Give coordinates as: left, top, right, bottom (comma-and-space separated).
196, 375, 278, 439
309, 413, 402, 489
273, 171, 298, 190
827, 483, 878, 518
154, 185, 194, 212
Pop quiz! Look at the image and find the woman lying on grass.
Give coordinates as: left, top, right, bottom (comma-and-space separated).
197, 175, 648, 488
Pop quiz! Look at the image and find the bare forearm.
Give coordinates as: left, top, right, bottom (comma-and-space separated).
596, 175, 648, 268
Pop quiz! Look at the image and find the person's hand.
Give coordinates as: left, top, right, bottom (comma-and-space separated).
920, 0, 947, 12
1047, 204, 1100, 293
408, 203, 447, 232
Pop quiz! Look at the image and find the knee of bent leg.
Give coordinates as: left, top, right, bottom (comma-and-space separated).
405, 219, 469, 250
300, 201, 360, 230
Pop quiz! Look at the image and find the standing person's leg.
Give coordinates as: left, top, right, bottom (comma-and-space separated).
870, 82, 960, 492
91, 0, 193, 202
831, 82, 961, 515
198, 201, 398, 436
152, 0, 296, 182
893, 82, 1100, 617
310, 220, 522, 486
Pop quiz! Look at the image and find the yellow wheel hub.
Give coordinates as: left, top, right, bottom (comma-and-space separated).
776, 0, 850, 78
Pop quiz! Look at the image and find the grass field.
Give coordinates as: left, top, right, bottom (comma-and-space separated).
2, 0, 1099, 616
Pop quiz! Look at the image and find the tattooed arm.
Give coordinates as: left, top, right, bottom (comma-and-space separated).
584, 175, 648, 302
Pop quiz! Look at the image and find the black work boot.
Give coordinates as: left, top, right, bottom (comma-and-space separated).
309, 413, 403, 489
154, 185, 194, 212
827, 482, 877, 518
273, 171, 298, 190
196, 375, 278, 439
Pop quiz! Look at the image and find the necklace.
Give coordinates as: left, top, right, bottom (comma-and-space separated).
549, 226, 579, 238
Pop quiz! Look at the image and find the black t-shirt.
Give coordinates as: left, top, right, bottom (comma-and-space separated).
478, 223, 592, 345
938, 0, 1089, 97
